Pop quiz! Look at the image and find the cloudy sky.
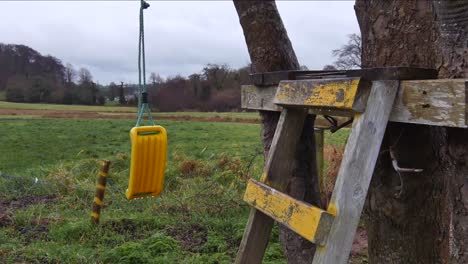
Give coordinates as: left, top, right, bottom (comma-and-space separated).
0, 1, 359, 84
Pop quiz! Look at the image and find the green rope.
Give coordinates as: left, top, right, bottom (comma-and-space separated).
136, 0, 154, 127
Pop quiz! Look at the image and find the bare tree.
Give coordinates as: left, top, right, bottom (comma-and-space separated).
331, 33, 361, 69
149, 72, 163, 85
77, 67, 93, 85
64, 63, 76, 84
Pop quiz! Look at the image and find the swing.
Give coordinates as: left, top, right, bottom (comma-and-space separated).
126, 0, 167, 200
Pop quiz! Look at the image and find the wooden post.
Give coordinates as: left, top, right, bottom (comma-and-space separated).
235, 108, 308, 264
91, 160, 110, 224
314, 128, 324, 194
312, 81, 399, 264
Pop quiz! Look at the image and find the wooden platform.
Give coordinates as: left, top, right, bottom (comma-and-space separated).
236, 71, 468, 264
242, 79, 468, 128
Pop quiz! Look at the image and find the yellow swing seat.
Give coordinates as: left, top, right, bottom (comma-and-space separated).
126, 125, 167, 200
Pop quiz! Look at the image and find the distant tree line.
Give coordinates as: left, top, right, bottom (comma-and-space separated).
147, 64, 250, 112
0, 43, 251, 111
1, 36, 360, 111
0, 43, 107, 105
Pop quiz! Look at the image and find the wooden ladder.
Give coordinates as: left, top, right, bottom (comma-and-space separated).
235, 77, 400, 264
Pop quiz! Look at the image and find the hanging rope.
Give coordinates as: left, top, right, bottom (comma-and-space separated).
136, 0, 155, 127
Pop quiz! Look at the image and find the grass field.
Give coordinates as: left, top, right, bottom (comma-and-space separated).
0, 101, 259, 120
0, 107, 352, 263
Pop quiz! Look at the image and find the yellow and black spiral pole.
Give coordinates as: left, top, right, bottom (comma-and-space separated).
91, 160, 110, 224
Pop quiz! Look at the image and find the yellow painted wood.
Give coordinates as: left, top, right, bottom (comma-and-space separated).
126, 125, 167, 200
242, 79, 468, 127
91, 212, 100, 219
243, 179, 334, 244
94, 197, 103, 206
274, 78, 367, 111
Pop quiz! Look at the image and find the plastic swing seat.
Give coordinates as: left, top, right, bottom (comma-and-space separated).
126, 0, 167, 200
126, 125, 167, 200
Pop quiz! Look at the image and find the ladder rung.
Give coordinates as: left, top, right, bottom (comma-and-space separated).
243, 179, 334, 245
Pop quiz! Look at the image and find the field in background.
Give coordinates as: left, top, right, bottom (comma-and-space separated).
0, 102, 351, 128
0, 101, 137, 113
0, 104, 358, 263
0, 101, 260, 123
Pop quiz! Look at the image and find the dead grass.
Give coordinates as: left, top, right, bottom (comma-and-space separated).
177, 157, 213, 178
0, 108, 259, 123
217, 153, 243, 176
322, 145, 344, 206
46, 164, 76, 193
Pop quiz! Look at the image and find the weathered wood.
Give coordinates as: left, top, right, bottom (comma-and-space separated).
312, 80, 399, 264
274, 78, 371, 113
390, 79, 467, 127
243, 179, 334, 245
241, 85, 282, 112
235, 108, 307, 264
241, 79, 468, 127
91, 160, 111, 225
250, 67, 437, 86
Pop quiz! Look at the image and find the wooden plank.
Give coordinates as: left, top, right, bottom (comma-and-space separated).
241, 79, 468, 127
274, 78, 371, 113
249, 67, 437, 86
241, 85, 282, 112
235, 108, 307, 264
242, 85, 356, 117
390, 79, 467, 127
312, 80, 399, 264
243, 179, 334, 245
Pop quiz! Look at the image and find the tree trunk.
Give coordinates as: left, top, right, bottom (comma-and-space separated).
233, 1, 322, 263
355, 0, 467, 263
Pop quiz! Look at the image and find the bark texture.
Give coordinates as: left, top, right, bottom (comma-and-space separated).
355, 0, 467, 263
233, 1, 321, 263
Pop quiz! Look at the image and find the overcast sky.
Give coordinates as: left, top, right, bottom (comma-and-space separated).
0, 1, 359, 84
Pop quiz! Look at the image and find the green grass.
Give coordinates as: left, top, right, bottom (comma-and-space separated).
0, 116, 349, 263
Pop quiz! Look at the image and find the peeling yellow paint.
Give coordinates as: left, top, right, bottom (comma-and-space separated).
327, 202, 338, 216
305, 79, 359, 108
275, 79, 361, 110
244, 179, 333, 243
